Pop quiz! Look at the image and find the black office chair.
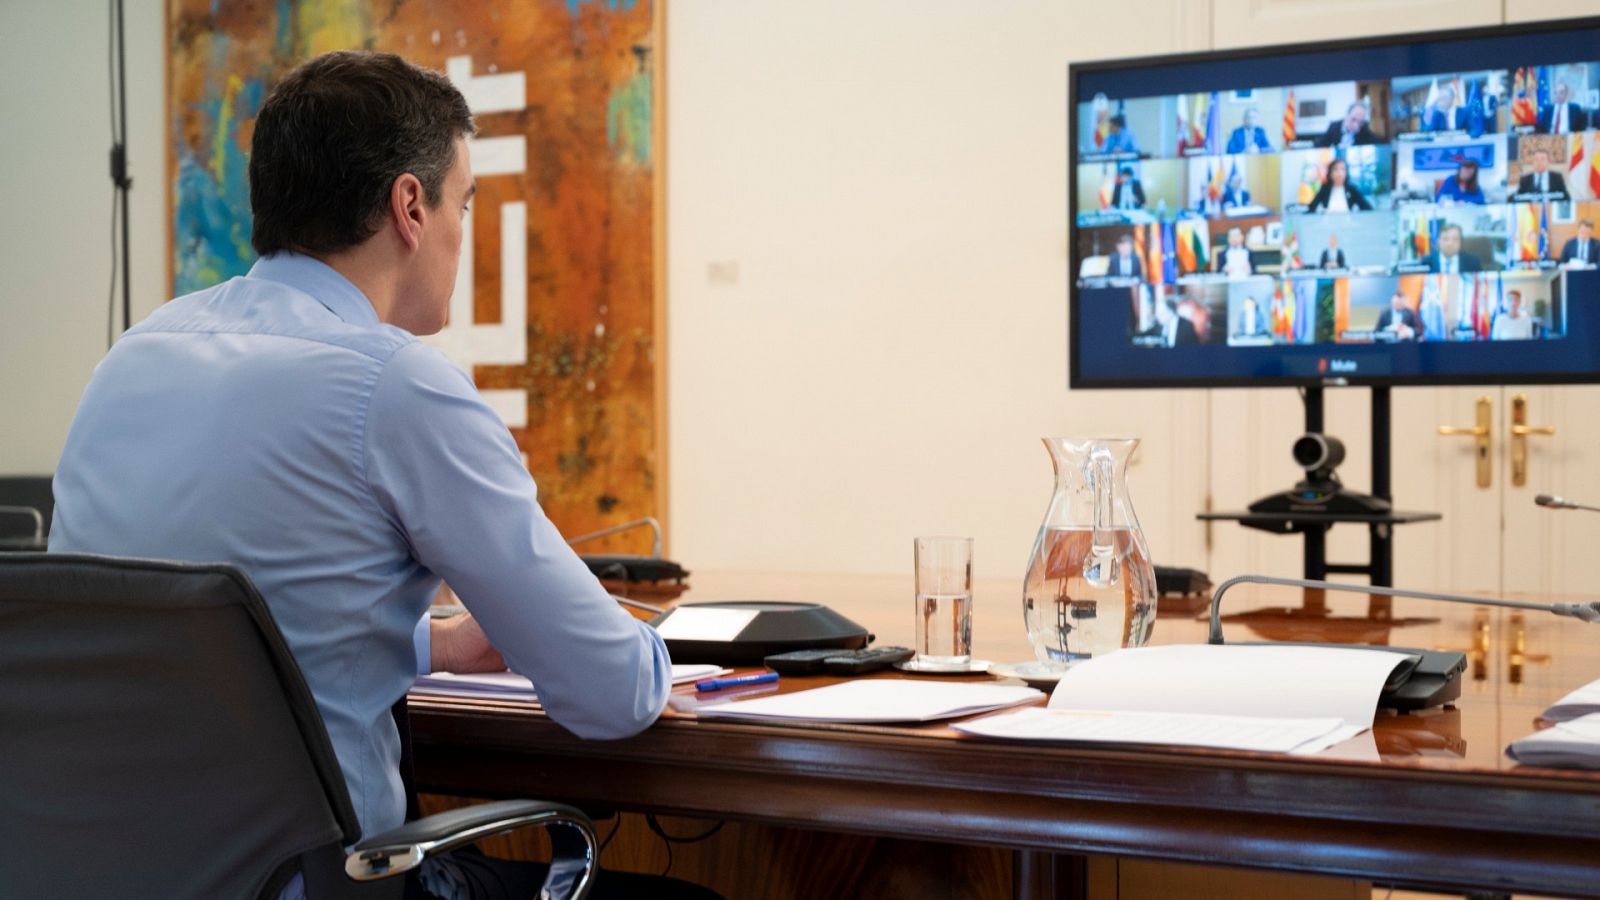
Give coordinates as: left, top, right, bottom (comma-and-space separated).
0, 553, 597, 900
0, 475, 51, 551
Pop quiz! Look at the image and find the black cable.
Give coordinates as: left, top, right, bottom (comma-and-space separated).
643, 814, 726, 844
597, 813, 622, 858
107, 0, 119, 350
108, 190, 118, 350
643, 813, 726, 879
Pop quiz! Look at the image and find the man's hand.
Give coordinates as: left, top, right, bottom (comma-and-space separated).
430, 612, 507, 674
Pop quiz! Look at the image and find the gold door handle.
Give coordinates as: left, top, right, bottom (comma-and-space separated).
1510, 394, 1555, 487
1437, 396, 1493, 488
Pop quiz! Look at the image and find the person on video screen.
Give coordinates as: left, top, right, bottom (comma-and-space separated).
1491, 289, 1535, 340
1317, 102, 1380, 148
1307, 158, 1373, 212
1560, 219, 1597, 266
1220, 172, 1252, 210
1103, 114, 1141, 155
1218, 227, 1254, 277
1516, 148, 1569, 200
1234, 296, 1270, 337
1155, 297, 1199, 347
1226, 107, 1274, 154
1318, 233, 1347, 270
1108, 233, 1144, 280
1422, 84, 1457, 133
1434, 158, 1486, 205
1421, 223, 1482, 274
1110, 165, 1146, 210
1374, 291, 1422, 341
1538, 81, 1589, 135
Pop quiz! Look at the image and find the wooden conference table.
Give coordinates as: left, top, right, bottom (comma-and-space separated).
408, 572, 1600, 899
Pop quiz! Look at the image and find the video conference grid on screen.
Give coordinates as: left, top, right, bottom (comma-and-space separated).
1075, 63, 1600, 353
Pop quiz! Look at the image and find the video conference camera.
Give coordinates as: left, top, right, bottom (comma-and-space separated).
1248, 431, 1391, 516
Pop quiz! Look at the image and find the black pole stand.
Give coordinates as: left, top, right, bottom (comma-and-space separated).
1300, 386, 1398, 586
109, 0, 132, 336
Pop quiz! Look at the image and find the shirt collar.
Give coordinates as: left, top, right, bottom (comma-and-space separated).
247, 252, 381, 327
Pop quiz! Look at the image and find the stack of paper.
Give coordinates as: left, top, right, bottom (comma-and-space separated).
956, 707, 1350, 754
1504, 676, 1600, 769
1506, 714, 1600, 769
954, 644, 1409, 755
411, 664, 729, 702
1538, 676, 1600, 722
693, 680, 1042, 724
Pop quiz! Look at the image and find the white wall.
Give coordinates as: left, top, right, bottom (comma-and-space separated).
0, 0, 166, 474
665, 0, 1212, 575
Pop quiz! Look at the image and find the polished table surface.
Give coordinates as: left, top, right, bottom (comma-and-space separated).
408, 571, 1600, 897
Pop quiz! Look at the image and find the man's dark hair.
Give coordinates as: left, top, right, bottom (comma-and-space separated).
1109, 114, 1126, 128
249, 51, 475, 256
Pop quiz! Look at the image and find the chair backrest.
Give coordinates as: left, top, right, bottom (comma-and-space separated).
0, 475, 52, 548
0, 553, 363, 900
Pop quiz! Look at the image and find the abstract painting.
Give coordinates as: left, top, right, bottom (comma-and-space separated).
167, 0, 661, 551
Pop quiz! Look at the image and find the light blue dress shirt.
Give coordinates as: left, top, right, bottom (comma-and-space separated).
50, 253, 672, 875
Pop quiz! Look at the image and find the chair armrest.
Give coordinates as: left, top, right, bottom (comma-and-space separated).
346, 799, 596, 900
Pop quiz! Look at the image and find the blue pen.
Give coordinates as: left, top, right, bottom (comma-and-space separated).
695, 671, 779, 692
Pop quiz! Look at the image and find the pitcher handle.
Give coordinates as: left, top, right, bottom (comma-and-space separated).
1083, 447, 1120, 588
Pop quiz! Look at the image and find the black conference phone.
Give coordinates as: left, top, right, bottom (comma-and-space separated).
1236, 640, 1467, 711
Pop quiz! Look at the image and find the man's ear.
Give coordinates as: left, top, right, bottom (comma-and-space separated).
390, 173, 426, 252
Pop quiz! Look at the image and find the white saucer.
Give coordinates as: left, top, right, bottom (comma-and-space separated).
894, 658, 993, 675
987, 661, 1070, 689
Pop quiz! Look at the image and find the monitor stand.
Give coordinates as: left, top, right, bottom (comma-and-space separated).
1200, 386, 1442, 587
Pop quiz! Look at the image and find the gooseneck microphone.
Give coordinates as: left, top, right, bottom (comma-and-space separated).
1535, 494, 1600, 513
1207, 574, 1600, 644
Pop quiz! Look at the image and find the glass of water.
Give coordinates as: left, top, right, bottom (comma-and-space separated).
912, 536, 974, 671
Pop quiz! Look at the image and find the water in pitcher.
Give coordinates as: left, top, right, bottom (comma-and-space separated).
1023, 527, 1156, 667
915, 591, 973, 667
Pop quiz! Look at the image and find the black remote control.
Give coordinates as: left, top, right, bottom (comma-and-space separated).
763, 648, 840, 675
821, 646, 915, 675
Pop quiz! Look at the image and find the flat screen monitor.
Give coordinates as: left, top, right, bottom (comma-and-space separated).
1069, 17, 1600, 388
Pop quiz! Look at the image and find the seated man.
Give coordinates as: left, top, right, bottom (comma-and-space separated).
1560, 219, 1598, 267
1233, 296, 1269, 338
1110, 165, 1146, 210
1538, 81, 1589, 135
1317, 101, 1380, 148
1102, 114, 1141, 155
1318, 233, 1347, 270
1107, 233, 1144, 280
1226, 107, 1273, 154
1154, 297, 1199, 347
1420, 223, 1483, 274
1373, 291, 1421, 341
48, 51, 708, 900
1217, 227, 1254, 277
1515, 148, 1569, 200
1422, 84, 1457, 133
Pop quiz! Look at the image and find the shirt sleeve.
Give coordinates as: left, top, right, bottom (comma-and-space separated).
363, 342, 671, 740
414, 615, 431, 677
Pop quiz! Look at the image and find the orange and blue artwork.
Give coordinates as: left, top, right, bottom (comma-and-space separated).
168, 0, 660, 549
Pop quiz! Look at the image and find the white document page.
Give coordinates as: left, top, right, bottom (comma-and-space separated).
654, 607, 759, 641
953, 707, 1353, 755
694, 679, 1042, 724
412, 664, 729, 701
1541, 677, 1600, 723
1046, 644, 1410, 729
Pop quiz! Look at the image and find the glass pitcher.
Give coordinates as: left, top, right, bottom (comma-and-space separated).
1021, 437, 1157, 672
